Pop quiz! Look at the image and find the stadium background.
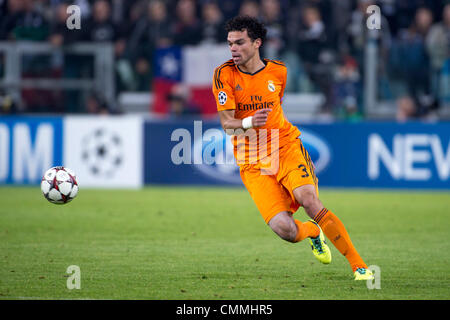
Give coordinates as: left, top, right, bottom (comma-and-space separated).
0, 0, 449, 302
0, 0, 448, 189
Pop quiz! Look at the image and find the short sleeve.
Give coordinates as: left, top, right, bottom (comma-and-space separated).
212, 65, 235, 111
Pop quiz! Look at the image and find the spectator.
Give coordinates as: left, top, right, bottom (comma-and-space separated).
330, 0, 353, 53
110, 0, 128, 25
116, 1, 146, 46
394, 7, 434, 117
172, 0, 202, 46
113, 0, 147, 92
426, 3, 450, 71
47, 2, 92, 113
33, 0, 53, 22
297, 5, 335, 113
48, 2, 84, 46
346, 0, 392, 72
84, 0, 118, 43
0, 0, 48, 41
85, 92, 110, 114
74, 0, 91, 20
298, 6, 330, 62
260, 0, 286, 59
146, 0, 173, 48
200, 1, 226, 45
0, 89, 18, 114
345, 0, 392, 110
377, 0, 398, 35
426, 3, 450, 104
133, 56, 153, 92
121, 0, 173, 91
333, 55, 362, 121
84, 0, 129, 98
126, 0, 175, 51
238, 0, 260, 19
396, 95, 417, 122
218, 0, 240, 21
0, 0, 446, 118
394, 0, 442, 36
167, 83, 201, 117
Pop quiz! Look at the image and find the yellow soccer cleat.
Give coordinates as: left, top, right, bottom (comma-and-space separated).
354, 268, 374, 280
308, 220, 332, 264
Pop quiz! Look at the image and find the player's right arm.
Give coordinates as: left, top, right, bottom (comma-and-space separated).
218, 109, 271, 132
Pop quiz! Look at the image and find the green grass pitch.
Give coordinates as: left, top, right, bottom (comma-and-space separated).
0, 186, 449, 300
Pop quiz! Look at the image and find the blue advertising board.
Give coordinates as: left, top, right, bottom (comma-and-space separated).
144, 120, 450, 189
1, 116, 448, 189
145, 119, 237, 185
0, 116, 63, 184
298, 122, 450, 189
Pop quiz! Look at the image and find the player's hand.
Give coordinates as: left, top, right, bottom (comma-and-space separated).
252, 109, 271, 127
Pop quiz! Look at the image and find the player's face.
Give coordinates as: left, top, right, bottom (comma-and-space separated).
227, 30, 261, 66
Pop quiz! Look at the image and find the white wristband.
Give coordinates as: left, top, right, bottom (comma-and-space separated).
242, 116, 253, 129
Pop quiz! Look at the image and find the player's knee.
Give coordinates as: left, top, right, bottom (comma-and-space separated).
268, 214, 297, 242
298, 190, 321, 213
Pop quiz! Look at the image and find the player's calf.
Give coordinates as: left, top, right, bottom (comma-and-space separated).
268, 211, 321, 244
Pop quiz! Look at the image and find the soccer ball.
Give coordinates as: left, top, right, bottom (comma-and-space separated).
41, 166, 78, 204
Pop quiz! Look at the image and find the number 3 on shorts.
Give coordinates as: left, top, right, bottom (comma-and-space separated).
298, 164, 309, 178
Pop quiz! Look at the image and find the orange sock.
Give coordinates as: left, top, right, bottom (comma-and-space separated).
293, 219, 320, 242
314, 208, 367, 271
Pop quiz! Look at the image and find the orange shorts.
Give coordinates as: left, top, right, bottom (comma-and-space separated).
240, 138, 319, 224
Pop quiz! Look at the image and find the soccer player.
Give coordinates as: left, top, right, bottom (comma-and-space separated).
212, 16, 373, 280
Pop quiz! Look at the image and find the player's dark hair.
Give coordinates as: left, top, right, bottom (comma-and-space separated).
225, 15, 267, 46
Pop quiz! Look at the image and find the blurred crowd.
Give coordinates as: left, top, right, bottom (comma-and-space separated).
0, 0, 449, 121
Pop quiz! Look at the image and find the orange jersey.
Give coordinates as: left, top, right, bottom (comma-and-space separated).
212, 58, 301, 166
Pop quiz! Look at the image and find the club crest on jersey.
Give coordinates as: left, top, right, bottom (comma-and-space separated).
267, 80, 276, 92
218, 91, 227, 105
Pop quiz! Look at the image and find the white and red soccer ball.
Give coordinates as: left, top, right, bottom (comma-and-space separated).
41, 166, 78, 204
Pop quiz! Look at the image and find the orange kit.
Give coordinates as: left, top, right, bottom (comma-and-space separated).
213, 59, 318, 223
